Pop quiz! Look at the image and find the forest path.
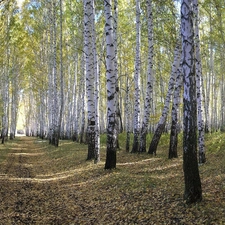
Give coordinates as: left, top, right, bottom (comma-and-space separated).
0, 137, 44, 180
0, 136, 78, 224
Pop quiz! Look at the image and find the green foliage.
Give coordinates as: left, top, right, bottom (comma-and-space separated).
0, 144, 9, 163
205, 132, 225, 153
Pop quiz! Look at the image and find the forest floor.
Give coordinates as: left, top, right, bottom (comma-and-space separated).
0, 134, 225, 224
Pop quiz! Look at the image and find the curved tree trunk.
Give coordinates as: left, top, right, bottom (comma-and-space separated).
148, 42, 181, 155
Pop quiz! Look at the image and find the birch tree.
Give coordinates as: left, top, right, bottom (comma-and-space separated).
84, 0, 95, 160
1, 3, 11, 144
148, 42, 181, 155
181, 0, 202, 204
104, 0, 117, 169
80, 53, 86, 144
47, 0, 59, 147
10, 70, 19, 140
58, 0, 64, 142
125, 72, 132, 152
139, 0, 153, 153
131, 0, 141, 153
113, 0, 121, 149
168, 62, 182, 159
193, 0, 205, 164
90, 0, 100, 163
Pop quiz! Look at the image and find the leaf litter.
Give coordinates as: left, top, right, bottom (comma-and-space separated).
0, 135, 224, 224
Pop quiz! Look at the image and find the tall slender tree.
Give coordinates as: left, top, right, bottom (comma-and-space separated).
139, 0, 153, 153
169, 62, 182, 159
131, 0, 141, 153
193, 0, 205, 164
58, 0, 64, 142
90, 0, 100, 163
181, 0, 202, 204
104, 0, 117, 169
84, 0, 95, 160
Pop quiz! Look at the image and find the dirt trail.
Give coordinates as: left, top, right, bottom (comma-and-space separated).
0, 137, 75, 224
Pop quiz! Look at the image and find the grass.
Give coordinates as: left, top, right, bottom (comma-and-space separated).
0, 132, 225, 224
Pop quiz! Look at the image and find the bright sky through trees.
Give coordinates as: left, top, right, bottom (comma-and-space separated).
17, 0, 24, 7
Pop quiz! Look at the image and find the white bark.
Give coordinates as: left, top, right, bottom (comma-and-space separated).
169, 61, 182, 158
58, 0, 64, 140
104, 0, 117, 169
84, 0, 95, 159
139, 0, 153, 153
52, 0, 59, 146
90, 0, 100, 163
132, 0, 141, 153
125, 74, 131, 152
72, 54, 78, 141
193, 0, 205, 164
80, 53, 86, 144
1, 75, 9, 143
10, 68, 20, 140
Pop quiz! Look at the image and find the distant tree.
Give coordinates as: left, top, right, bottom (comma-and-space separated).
80, 53, 87, 144
58, 0, 64, 143
181, 0, 202, 204
125, 75, 131, 152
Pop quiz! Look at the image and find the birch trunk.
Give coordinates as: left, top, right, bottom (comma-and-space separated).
104, 0, 117, 169
148, 42, 181, 155
39, 87, 46, 139
72, 55, 78, 142
131, 0, 141, 153
125, 74, 131, 152
52, 0, 59, 147
80, 53, 86, 144
58, 0, 64, 141
1, 76, 9, 144
220, 50, 225, 131
193, 0, 205, 164
1, 12, 10, 143
181, 0, 202, 204
139, 0, 153, 153
65, 61, 72, 139
169, 62, 182, 159
91, 0, 100, 163
47, 0, 54, 145
10, 71, 19, 140
84, 0, 95, 160
113, 0, 120, 149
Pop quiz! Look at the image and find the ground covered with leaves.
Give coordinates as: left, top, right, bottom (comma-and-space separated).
0, 133, 225, 224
